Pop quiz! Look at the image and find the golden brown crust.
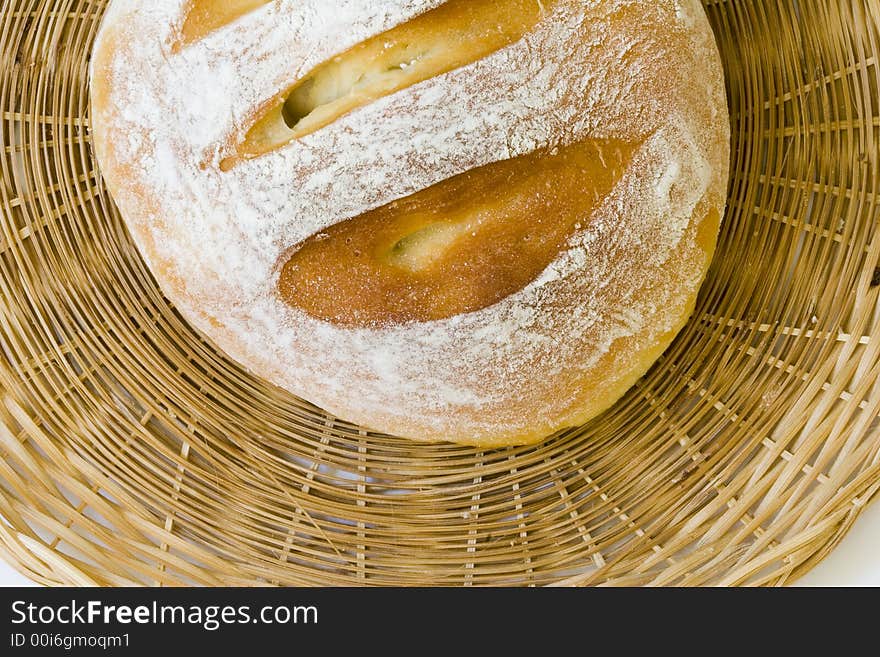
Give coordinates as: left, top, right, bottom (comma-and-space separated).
280, 139, 636, 327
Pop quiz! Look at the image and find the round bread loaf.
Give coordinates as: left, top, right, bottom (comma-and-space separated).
90, 0, 730, 446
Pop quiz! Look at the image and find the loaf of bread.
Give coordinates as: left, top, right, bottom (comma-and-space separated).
90, 0, 730, 446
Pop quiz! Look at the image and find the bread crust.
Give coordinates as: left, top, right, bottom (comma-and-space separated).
90, 0, 730, 446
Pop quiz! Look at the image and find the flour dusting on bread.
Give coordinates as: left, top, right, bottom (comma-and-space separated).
90, 0, 730, 445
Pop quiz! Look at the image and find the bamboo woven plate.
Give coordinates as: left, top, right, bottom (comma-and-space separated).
1, 0, 879, 588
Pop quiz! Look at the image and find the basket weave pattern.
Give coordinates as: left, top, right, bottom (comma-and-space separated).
0, 0, 879, 586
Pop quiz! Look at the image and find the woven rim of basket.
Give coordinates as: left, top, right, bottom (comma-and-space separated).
0, 0, 879, 587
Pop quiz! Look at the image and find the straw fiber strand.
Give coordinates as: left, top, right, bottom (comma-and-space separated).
1, 0, 880, 587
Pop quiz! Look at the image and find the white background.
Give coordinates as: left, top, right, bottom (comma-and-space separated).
1, 498, 878, 586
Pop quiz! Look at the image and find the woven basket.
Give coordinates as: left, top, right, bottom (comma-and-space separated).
1, 0, 879, 587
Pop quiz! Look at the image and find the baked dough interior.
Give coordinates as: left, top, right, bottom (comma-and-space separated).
281, 138, 636, 327
179, 0, 272, 47
227, 0, 557, 167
